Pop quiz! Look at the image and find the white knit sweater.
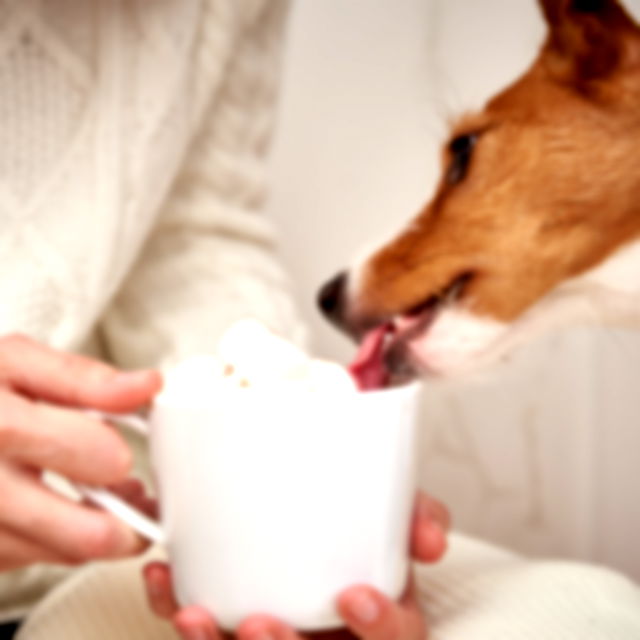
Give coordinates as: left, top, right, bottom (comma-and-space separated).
0, 0, 304, 618
0, 0, 303, 365
15, 535, 640, 640
4, 2, 640, 635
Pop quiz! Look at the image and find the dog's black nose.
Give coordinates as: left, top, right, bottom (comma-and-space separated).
317, 271, 347, 324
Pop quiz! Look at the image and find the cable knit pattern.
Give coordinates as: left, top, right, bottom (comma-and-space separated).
100, 0, 305, 368
0, 0, 302, 360
14, 535, 640, 640
0, 0, 303, 619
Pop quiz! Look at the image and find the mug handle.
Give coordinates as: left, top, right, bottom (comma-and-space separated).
74, 411, 165, 545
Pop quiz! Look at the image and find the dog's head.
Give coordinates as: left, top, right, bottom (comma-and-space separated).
318, 0, 640, 380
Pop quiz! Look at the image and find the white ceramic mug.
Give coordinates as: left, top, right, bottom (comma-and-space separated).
81, 382, 422, 631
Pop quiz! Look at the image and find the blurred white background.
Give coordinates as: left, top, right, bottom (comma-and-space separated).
266, 0, 640, 580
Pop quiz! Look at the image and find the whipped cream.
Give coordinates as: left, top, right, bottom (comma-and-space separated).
162, 319, 357, 400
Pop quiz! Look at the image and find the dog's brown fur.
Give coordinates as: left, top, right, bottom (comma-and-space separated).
352, 0, 640, 329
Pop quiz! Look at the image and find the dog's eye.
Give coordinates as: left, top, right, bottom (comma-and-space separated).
446, 133, 478, 185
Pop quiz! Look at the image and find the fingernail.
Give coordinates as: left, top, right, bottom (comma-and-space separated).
436, 525, 449, 555
146, 575, 163, 599
416, 494, 432, 519
349, 592, 379, 624
429, 519, 444, 537
116, 523, 146, 554
115, 370, 158, 386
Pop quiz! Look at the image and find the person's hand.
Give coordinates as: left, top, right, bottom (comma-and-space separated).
0, 333, 162, 571
144, 491, 450, 640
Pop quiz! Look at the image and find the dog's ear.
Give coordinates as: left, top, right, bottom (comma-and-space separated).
538, 0, 640, 87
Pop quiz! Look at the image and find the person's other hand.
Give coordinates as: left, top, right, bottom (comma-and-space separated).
144, 491, 450, 640
0, 334, 162, 570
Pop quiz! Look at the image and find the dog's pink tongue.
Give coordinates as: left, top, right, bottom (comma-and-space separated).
348, 324, 392, 391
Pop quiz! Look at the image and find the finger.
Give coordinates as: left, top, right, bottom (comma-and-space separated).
0, 526, 70, 570
0, 334, 162, 411
143, 562, 181, 619
337, 581, 426, 640
173, 606, 222, 640
410, 492, 450, 563
410, 521, 447, 564
0, 463, 145, 562
108, 479, 159, 518
415, 492, 451, 532
108, 478, 146, 503
0, 389, 132, 485
237, 615, 301, 640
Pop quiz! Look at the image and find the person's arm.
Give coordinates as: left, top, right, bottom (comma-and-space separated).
99, 0, 304, 370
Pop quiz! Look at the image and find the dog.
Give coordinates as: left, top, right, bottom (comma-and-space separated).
318, 0, 640, 384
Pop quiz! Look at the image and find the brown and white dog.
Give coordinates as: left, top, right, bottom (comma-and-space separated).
318, 0, 640, 383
